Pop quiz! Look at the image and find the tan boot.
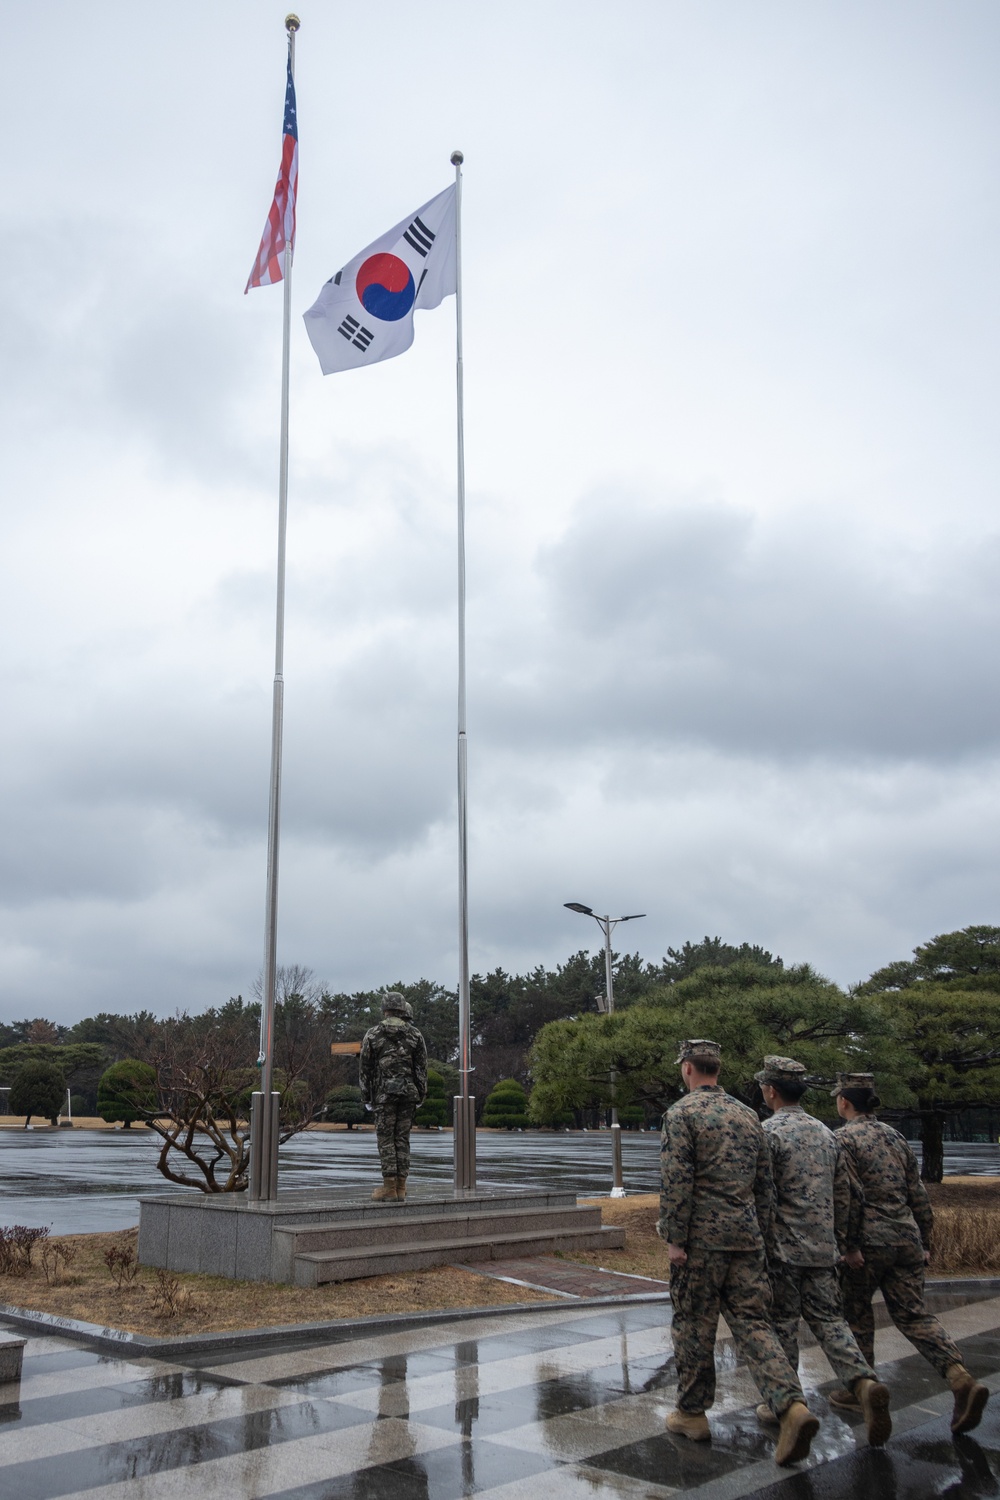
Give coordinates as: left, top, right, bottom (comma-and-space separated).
947, 1364, 989, 1434
666, 1409, 710, 1441
371, 1176, 397, 1202
755, 1403, 778, 1426
854, 1378, 892, 1446
774, 1401, 819, 1467
828, 1386, 862, 1413
395, 1176, 407, 1202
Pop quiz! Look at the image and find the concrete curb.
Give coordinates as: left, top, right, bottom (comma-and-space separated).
3, 1275, 995, 1363
0, 1288, 673, 1360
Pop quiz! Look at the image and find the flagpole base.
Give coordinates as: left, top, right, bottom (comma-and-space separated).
454, 1095, 476, 1193
249, 1091, 281, 1201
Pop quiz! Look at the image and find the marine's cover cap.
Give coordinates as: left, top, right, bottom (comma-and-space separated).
382, 991, 413, 1020
830, 1071, 875, 1097
675, 1038, 722, 1065
755, 1055, 809, 1087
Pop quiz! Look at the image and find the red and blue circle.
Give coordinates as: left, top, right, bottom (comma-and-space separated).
355, 253, 415, 322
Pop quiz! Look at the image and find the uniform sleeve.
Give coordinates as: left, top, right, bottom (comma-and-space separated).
359, 1032, 374, 1106
902, 1137, 934, 1249
413, 1030, 428, 1103
838, 1137, 865, 1251
832, 1143, 852, 1255
753, 1130, 776, 1248
658, 1108, 695, 1246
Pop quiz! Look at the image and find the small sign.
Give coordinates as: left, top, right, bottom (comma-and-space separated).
330, 1042, 362, 1055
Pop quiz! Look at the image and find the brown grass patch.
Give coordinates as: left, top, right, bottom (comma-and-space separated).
0, 1229, 547, 1337
573, 1185, 1000, 1281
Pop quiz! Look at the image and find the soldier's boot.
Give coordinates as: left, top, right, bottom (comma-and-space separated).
395, 1176, 407, 1201
854, 1378, 892, 1446
774, 1402, 819, 1467
947, 1364, 989, 1434
666, 1410, 710, 1441
371, 1176, 397, 1202
828, 1387, 862, 1414
755, 1403, 778, 1426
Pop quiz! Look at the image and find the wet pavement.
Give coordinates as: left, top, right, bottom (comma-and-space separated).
4, 1282, 1000, 1497
2, 1131, 998, 1237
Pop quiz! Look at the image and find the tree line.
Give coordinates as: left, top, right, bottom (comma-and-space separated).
1, 926, 998, 1184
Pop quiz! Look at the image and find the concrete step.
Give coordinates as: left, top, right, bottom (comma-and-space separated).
293, 1224, 626, 1287
274, 1204, 603, 1256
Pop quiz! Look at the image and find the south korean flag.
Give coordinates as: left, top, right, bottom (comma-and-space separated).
303, 185, 457, 374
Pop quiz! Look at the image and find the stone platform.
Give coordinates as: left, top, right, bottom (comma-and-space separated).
137, 1184, 625, 1285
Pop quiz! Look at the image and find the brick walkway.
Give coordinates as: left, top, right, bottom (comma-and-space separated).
454, 1254, 671, 1299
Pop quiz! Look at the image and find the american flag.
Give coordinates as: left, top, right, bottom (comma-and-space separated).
245, 57, 298, 292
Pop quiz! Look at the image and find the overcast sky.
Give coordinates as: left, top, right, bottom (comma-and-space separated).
1, 1, 998, 1025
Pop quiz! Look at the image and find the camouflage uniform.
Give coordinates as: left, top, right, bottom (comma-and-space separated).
834, 1080, 962, 1377
659, 1041, 807, 1418
757, 1056, 876, 1389
359, 998, 427, 1181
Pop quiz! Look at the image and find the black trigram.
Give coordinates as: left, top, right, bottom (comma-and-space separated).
337, 314, 374, 351
402, 215, 435, 258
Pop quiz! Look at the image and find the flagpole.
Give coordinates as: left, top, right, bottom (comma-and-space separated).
251, 12, 299, 1203
451, 148, 476, 1193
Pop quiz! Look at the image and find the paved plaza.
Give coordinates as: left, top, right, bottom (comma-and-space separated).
5, 1279, 1000, 1499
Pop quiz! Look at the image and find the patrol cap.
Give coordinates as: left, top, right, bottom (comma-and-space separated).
674, 1038, 722, 1066
382, 992, 413, 1020
755, 1055, 809, 1088
830, 1071, 876, 1098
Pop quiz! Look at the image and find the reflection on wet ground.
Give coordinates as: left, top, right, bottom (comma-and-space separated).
4, 1281, 1000, 1497
3, 1131, 997, 1236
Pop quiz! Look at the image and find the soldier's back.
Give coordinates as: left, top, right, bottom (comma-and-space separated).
839, 1116, 925, 1248
664, 1087, 767, 1249
764, 1107, 839, 1265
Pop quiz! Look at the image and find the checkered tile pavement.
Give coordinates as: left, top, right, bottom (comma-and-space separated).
5, 1287, 1000, 1498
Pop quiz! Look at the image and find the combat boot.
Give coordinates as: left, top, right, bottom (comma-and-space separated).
774, 1401, 819, 1466
854, 1378, 892, 1446
371, 1176, 397, 1202
666, 1409, 710, 1441
755, 1403, 777, 1426
395, 1176, 407, 1201
828, 1387, 862, 1414
947, 1364, 989, 1434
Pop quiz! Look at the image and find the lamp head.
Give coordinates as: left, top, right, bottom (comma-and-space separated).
565, 902, 593, 915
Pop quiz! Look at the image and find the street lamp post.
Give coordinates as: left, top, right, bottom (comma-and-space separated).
564, 902, 645, 1198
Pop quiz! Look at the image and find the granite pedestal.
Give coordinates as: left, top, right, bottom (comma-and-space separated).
137, 1184, 625, 1285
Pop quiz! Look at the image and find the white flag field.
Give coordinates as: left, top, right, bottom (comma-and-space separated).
303, 185, 457, 375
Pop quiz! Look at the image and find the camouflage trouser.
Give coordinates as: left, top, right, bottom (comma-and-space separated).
374, 1099, 417, 1178
770, 1263, 875, 1390
669, 1248, 805, 1417
839, 1243, 963, 1378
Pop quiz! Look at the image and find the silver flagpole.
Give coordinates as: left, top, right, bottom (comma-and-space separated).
451, 148, 476, 1193
251, 12, 300, 1203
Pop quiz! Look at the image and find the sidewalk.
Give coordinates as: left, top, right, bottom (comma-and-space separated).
3, 1280, 1000, 1498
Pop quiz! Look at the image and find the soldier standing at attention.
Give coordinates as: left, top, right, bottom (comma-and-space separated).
659, 1039, 821, 1467
834, 1072, 989, 1435
359, 992, 427, 1203
755, 1056, 891, 1445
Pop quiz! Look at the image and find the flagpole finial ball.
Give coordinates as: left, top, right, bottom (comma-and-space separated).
285, 14, 301, 31
451, 150, 464, 166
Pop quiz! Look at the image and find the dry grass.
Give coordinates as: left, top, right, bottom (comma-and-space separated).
0, 1228, 547, 1337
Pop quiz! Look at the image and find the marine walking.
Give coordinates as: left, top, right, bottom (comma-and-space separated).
755, 1055, 891, 1445
359, 991, 428, 1203
659, 1039, 821, 1466
833, 1071, 989, 1435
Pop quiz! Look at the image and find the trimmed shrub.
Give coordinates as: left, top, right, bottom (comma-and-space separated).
482, 1079, 530, 1130
10, 1062, 65, 1127
97, 1060, 157, 1127
415, 1069, 449, 1127
324, 1085, 366, 1128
